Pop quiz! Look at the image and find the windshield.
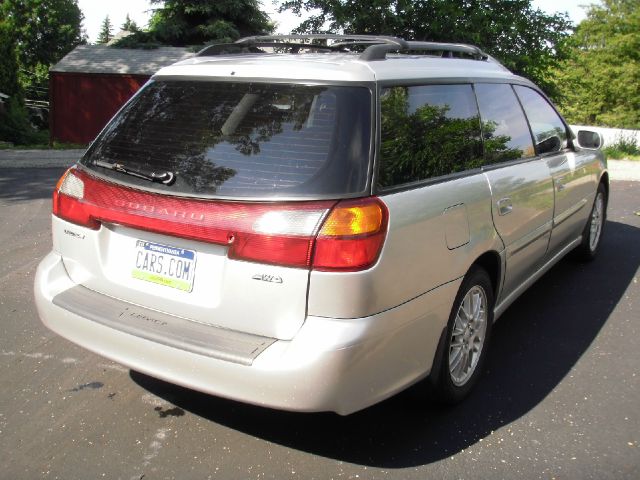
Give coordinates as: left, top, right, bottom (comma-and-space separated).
81, 80, 373, 199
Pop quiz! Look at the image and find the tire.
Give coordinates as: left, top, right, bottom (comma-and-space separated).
431, 266, 494, 404
575, 182, 607, 261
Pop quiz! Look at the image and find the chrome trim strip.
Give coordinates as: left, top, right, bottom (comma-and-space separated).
52, 285, 275, 366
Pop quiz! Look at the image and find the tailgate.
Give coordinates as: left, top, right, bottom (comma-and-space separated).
53, 216, 311, 341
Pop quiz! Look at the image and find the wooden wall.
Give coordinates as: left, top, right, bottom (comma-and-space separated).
50, 72, 149, 144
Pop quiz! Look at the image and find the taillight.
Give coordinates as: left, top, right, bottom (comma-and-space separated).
312, 197, 388, 271
51, 169, 388, 271
52, 167, 100, 229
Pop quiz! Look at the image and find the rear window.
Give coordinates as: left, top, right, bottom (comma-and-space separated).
81, 81, 372, 199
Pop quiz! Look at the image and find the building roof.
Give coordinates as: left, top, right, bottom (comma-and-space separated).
50, 45, 194, 76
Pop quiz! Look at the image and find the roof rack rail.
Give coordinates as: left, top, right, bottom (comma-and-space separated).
360, 40, 490, 61
405, 41, 489, 61
195, 34, 490, 63
197, 34, 409, 58
237, 34, 408, 48
197, 42, 340, 56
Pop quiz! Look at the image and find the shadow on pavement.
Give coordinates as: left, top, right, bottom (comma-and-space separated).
131, 219, 639, 468
0, 167, 67, 202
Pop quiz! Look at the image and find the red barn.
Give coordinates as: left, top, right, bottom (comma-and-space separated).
50, 45, 193, 144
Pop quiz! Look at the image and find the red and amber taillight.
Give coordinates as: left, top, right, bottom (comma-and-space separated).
53, 168, 388, 271
313, 197, 388, 271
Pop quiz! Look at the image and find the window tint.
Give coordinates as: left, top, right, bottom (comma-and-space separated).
474, 83, 535, 163
378, 84, 483, 188
82, 81, 372, 198
514, 85, 567, 155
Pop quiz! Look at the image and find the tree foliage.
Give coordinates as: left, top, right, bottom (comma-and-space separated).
116, 0, 274, 48
122, 14, 139, 32
0, 0, 85, 108
0, 0, 85, 72
0, 21, 22, 98
97, 15, 113, 44
0, 95, 39, 144
0, 12, 36, 143
279, 0, 572, 95
551, 0, 640, 129
0, 0, 85, 142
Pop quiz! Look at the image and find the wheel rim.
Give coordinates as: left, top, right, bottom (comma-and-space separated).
449, 285, 488, 387
589, 192, 604, 252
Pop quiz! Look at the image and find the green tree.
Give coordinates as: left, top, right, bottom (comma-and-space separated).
97, 15, 113, 44
0, 21, 22, 99
0, 20, 37, 145
0, 0, 85, 104
278, 0, 572, 95
117, 0, 273, 48
1, 0, 85, 75
552, 0, 640, 129
121, 13, 139, 32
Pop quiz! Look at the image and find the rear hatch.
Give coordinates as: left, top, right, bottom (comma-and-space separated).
53, 80, 373, 340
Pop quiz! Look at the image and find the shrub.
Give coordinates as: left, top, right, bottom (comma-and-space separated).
603, 134, 640, 160
0, 96, 39, 145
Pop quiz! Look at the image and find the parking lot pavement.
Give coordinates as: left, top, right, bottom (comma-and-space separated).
0, 163, 638, 479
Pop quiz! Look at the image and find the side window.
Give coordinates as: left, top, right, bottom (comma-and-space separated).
378, 84, 483, 189
514, 85, 568, 155
474, 83, 535, 164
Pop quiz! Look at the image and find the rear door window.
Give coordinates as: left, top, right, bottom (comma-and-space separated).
378, 84, 483, 189
474, 83, 535, 163
81, 81, 372, 199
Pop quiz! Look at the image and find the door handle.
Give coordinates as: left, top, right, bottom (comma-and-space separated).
497, 197, 512, 216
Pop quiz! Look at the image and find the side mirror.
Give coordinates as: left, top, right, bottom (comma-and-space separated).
537, 135, 562, 154
576, 130, 602, 150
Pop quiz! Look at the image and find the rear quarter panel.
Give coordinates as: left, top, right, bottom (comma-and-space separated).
307, 173, 503, 319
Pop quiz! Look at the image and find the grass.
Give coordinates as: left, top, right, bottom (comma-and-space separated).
603, 134, 640, 161
604, 149, 640, 161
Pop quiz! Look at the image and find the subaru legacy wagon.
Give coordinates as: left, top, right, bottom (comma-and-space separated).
35, 35, 607, 415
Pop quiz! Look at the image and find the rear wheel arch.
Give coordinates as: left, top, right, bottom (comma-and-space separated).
427, 254, 499, 397
472, 251, 502, 298
429, 264, 495, 403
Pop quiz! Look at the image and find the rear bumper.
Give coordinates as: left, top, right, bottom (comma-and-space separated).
34, 251, 459, 415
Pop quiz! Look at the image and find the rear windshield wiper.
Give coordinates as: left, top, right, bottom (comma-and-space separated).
93, 160, 176, 185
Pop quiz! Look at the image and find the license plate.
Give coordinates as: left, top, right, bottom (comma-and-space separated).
131, 240, 196, 292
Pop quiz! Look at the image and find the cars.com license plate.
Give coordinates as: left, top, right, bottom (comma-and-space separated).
132, 240, 196, 292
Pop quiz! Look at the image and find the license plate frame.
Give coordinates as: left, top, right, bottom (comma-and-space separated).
131, 240, 197, 292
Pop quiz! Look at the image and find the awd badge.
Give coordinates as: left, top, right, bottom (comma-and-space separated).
252, 274, 283, 284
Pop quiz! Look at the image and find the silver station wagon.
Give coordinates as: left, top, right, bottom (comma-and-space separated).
34, 35, 608, 415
